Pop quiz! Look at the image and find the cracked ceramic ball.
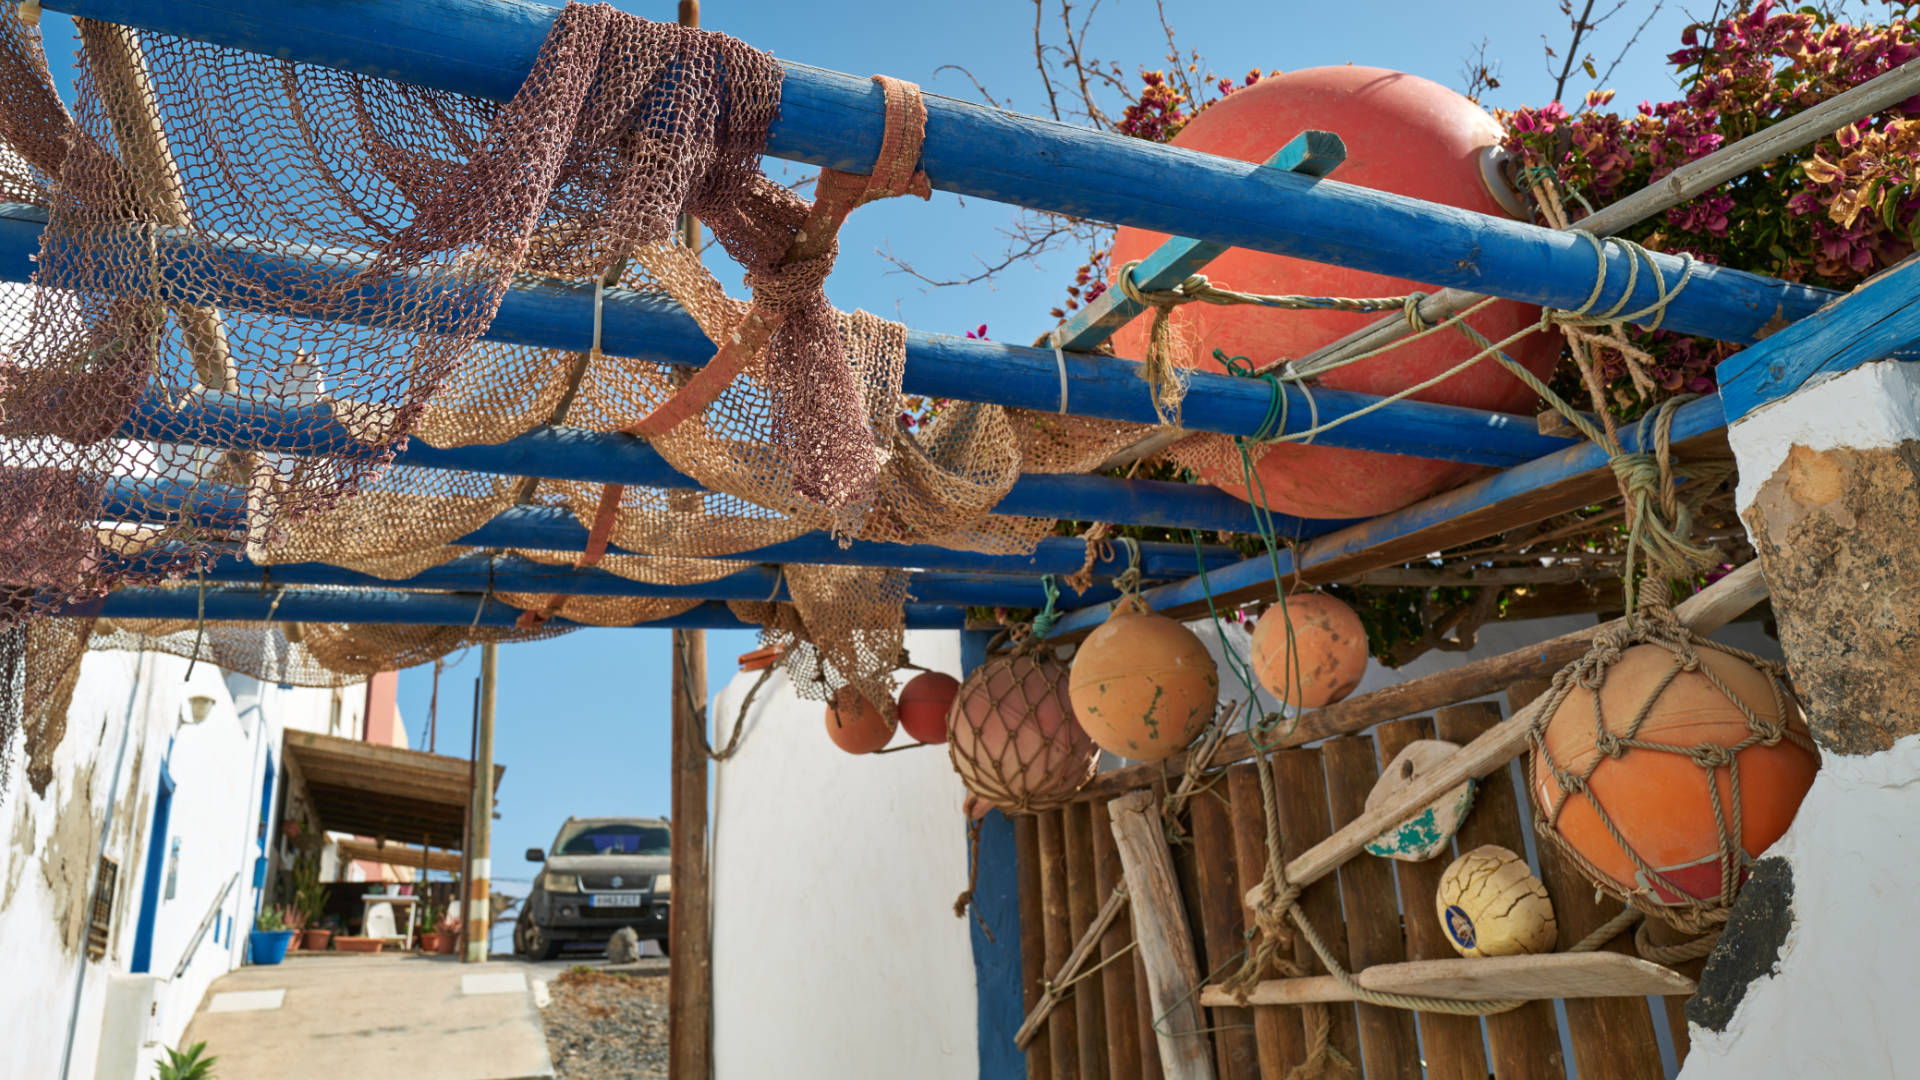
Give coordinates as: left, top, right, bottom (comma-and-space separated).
1068, 594, 1219, 762
1435, 844, 1557, 958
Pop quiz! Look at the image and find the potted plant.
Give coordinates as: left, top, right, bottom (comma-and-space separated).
416, 896, 446, 954
249, 908, 296, 966
154, 1041, 218, 1080
432, 912, 462, 954
279, 904, 308, 953
292, 854, 331, 951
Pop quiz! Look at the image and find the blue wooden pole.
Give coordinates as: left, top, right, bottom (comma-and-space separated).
1043, 393, 1732, 636
119, 389, 1333, 538
0, 208, 1571, 467
39, 0, 1838, 345
182, 550, 1122, 608
100, 478, 1245, 579
59, 587, 971, 629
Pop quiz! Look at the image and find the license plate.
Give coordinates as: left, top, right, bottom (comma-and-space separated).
590, 892, 643, 907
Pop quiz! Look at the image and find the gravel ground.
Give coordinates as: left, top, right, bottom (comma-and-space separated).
541, 968, 669, 1079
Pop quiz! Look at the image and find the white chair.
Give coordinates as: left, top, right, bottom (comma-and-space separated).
364, 902, 398, 939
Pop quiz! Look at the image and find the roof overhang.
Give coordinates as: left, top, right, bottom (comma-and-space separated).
283, 730, 503, 852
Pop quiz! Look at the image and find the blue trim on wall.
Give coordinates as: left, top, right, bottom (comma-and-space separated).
972, 809, 1026, 1080
963, 629, 1026, 1079
130, 759, 176, 974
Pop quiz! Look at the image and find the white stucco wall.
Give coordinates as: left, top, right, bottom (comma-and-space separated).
1, 642, 378, 1080
710, 629, 979, 1080
1676, 359, 1920, 1079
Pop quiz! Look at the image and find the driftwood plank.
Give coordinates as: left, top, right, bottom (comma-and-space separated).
1199, 952, 1695, 1006
1375, 718, 1489, 1080
1017, 814, 1055, 1080
1508, 680, 1665, 1080
1077, 562, 1768, 802
1224, 764, 1308, 1075
1189, 786, 1258, 1080
1013, 888, 1128, 1048
1038, 809, 1081, 1080
1091, 801, 1144, 1080
1435, 702, 1568, 1080
1066, 803, 1112, 1079
1108, 791, 1217, 1080
1133, 948, 1166, 1080
1322, 735, 1421, 1080
1271, 749, 1361, 1069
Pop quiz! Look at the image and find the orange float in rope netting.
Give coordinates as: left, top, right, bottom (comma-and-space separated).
946, 632, 1099, 815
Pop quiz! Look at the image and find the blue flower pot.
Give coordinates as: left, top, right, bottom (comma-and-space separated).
249, 929, 296, 965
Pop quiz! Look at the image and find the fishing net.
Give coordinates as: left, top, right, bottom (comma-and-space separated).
0, 615, 92, 798
0, 1, 1154, 779
946, 635, 1098, 814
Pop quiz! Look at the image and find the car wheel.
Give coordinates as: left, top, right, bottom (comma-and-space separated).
521, 919, 560, 961
658, 936, 670, 958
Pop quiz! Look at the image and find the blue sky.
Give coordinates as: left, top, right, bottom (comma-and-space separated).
34, 0, 1714, 881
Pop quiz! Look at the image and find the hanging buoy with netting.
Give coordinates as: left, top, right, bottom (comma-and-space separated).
1250, 592, 1369, 708
1106, 66, 1561, 519
1436, 844, 1557, 957
825, 687, 895, 755
1068, 595, 1219, 761
1533, 638, 1818, 913
898, 670, 960, 745
947, 639, 1098, 814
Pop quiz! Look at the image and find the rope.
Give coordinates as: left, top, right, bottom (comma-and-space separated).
1030, 575, 1063, 639
1050, 329, 1071, 414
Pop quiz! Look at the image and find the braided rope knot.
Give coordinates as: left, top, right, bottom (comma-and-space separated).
1593, 731, 1627, 758
1689, 743, 1736, 769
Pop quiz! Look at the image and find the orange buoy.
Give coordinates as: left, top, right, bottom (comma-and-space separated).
1068, 596, 1218, 760
825, 687, 895, 755
1533, 644, 1818, 905
1108, 67, 1561, 519
1250, 592, 1369, 708
948, 647, 1098, 814
898, 671, 961, 745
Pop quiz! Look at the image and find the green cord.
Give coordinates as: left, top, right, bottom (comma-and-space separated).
1030, 574, 1062, 638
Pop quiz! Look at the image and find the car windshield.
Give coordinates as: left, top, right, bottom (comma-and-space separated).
554, 823, 671, 856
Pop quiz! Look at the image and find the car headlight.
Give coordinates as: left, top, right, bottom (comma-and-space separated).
651, 873, 670, 895
542, 871, 581, 894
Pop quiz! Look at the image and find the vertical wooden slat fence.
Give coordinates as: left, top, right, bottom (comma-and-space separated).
1066, 802, 1112, 1079
1038, 809, 1081, 1079
1090, 801, 1143, 1080
1187, 787, 1258, 1080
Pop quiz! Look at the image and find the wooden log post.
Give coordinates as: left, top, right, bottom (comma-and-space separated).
1187, 782, 1257, 1080
1321, 735, 1421, 1080
1107, 791, 1216, 1080
1373, 718, 1489, 1080
1090, 802, 1143, 1080
464, 643, 497, 963
1506, 681, 1664, 1080
1223, 763, 1308, 1076
1432, 702, 1568, 1080
667, 628, 711, 1080
1675, 358, 1920, 1077
1065, 803, 1111, 1079
1017, 815, 1055, 1080
1038, 809, 1080, 1080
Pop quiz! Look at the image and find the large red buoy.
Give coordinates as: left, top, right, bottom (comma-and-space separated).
826, 687, 895, 755
898, 671, 961, 745
1250, 593, 1369, 708
1108, 67, 1561, 519
1534, 645, 1818, 906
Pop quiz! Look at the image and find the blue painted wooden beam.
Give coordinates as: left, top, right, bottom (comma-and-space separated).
99, 478, 1245, 579
1044, 393, 1733, 636
184, 550, 1122, 608
120, 389, 1322, 537
56, 588, 969, 629
0, 207, 1570, 467
1051, 131, 1346, 352
1714, 257, 1920, 422
38, 0, 1839, 345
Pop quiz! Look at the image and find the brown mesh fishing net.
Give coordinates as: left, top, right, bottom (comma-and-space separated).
946, 635, 1098, 814
0, 616, 92, 798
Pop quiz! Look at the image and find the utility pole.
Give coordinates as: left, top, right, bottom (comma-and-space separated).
668, 10, 711, 1069
465, 641, 498, 963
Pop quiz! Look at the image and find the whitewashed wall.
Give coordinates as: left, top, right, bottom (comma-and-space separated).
710, 629, 980, 1080
0, 641, 378, 1080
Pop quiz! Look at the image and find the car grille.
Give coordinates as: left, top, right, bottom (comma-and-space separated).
580, 872, 652, 890
582, 906, 654, 920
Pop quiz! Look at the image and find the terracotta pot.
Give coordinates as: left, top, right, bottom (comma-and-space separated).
284, 931, 301, 953
419, 932, 446, 953
333, 936, 383, 953
434, 932, 458, 955
302, 929, 332, 951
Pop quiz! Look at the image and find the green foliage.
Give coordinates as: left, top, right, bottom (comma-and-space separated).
254, 907, 284, 933
291, 853, 326, 925
155, 1042, 218, 1080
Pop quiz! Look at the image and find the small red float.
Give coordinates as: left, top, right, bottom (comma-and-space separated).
1107, 66, 1561, 519
898, 671, 961, 745
825, 687, 895, 755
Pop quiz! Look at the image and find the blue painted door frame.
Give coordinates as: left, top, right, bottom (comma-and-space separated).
129, 758, 176, 974
964, 629, 1029, 1080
